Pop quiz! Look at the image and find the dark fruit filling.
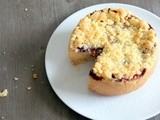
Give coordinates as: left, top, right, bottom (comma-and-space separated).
133, 68, 146, 79
89, 69, 103, 81
115, 77, 129, 82
100, 10, 104, 12
90, 68, 146, 82
111, 74, 116, 79
77, 46, 146, 82
117, 68, 146, 82
90, 10, 97, 16
90, 48, 103, 58
148, 24, 153, 30
77, 47, 103, 58
125, 15, 138, 20
108, 8, 111, 12
90, 12, 94, 16
112, 10, 117, 13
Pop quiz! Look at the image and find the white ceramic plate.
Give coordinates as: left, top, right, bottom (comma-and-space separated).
45, 3, 160, 120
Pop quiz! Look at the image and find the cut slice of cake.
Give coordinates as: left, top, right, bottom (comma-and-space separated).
68, 8, 159, 95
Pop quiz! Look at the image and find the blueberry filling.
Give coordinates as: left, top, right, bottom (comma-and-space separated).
89, 69, 103, 81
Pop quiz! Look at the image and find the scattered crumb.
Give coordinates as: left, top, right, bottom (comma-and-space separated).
31, 65, 34, 67
14, 52, 17, 54
2, 52, 5, 55
15, 86, 18, 88
1, 117, 4, 119
10, 59, 13, 61
0, 89, 8, 97
19, 56, 21, 58
27, 87, 31, 90
13, 77, 18, 81
24, 67, 27, 70
41, 82, 44, 84
32, 73, 38, 79
24, 8, 28, 11
30, 65, 35, 71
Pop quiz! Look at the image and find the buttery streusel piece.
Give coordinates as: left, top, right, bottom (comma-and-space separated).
69, 8, 159, 95
0, 89, 8, 97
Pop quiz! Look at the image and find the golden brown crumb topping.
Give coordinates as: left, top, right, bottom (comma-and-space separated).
69, 8, 158, 80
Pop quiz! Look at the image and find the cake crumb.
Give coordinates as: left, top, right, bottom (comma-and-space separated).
13, 77, 18, 81
31, 65, 34, 67
2, 52, 5, 55
0, 89, 8, 97
1, 117, 4, 119
32, 73, 38, 79
27, 87, 31, 90
24, 67, 27, 70
24, 8, 28, 11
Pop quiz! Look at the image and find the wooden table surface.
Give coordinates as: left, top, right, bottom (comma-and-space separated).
0, 0, 160, 120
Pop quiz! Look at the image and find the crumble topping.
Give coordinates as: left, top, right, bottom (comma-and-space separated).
69, 8, 158, 80
13, 77, 19, 81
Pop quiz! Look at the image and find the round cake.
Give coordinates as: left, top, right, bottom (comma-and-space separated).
68, 8, 159, 95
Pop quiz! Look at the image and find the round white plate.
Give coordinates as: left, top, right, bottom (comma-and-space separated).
45, 3, 160, 120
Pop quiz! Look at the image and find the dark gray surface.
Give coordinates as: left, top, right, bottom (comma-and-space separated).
0, 0, 160, 120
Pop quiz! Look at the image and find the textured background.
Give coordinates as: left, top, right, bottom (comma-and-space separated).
0, 0, 160, 119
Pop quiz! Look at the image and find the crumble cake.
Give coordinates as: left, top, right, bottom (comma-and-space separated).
68, 8, 159, 95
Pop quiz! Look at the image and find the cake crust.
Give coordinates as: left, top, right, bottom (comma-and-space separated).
88, 58, 157, 95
